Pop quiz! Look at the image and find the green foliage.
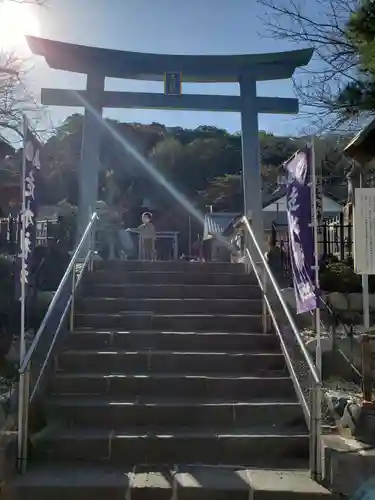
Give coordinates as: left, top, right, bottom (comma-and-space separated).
0, 254, 15, 312
320, 261, 362, 293
10, 114, 348, 215
0, 254, 17, 358
347, 0, 375, 75
198, 174, 243, 212
338, 0, 375, 116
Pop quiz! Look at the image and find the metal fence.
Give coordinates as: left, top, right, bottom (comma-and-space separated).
0, 215, 181, 262
0, 215, 64, 255
272, 213, 353, 278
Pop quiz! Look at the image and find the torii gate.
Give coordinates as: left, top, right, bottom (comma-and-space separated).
26, 36, 313, 245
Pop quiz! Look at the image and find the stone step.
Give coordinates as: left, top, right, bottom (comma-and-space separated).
87, 283, 261, 299
45, 397, 305, 429
95, 260, 246, 274
7, 463, 336, 500
75, 313, 263, 332
67, 330, 278, 352
50, 373, 296, 399
57, 350, 287, 375
34, 426, 309, 467
90, 271, 255, 286
78, 297, 263, 315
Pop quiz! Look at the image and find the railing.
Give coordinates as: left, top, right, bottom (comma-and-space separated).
270, 219, 369, 397
17, 212, 98, 473
118, 229, 179, 261
241, 217, 322, 480
272, 214, 353, 272
0, 215, 67, 255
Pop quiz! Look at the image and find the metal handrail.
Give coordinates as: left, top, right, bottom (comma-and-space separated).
244, 246, 310, 419
17, 212, 98, 474
29, 246, 93, 402
241, 216, 322, 480
242, 217, 320, 384
19, 212, 98, 374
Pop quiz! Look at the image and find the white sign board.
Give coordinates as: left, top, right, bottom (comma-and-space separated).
354, 188, 375, 274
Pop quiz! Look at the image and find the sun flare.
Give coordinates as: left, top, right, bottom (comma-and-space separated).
0, 0, 41, 52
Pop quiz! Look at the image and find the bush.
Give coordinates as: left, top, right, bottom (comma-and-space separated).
0, 254, 17, 358
0, 254, 15, 304
36, 243, 70, 291
320, 261, 362, 293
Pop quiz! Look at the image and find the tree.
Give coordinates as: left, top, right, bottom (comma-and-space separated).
35, 113, 353, 210
198, 174, 243, 212
0, 52, 32, 137
0, 0, 49, 140
150, 131, 242, 197
258, 0, 367, 130
337, 0, 375, 116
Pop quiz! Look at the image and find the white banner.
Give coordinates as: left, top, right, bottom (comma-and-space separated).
354, 188, 375, 275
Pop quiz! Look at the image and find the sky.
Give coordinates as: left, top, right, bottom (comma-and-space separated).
21, 0, 322, 136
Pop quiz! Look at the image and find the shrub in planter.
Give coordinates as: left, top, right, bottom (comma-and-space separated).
27, 291, 55, 333
320, 261, 362, 293
34, 242, 71, 292
0, 254, 17, 359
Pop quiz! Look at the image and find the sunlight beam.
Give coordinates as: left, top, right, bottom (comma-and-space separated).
72, 90, 205, 227
0, 1, 40, 52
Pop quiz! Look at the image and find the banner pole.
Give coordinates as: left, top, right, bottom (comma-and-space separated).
310, 137, 323, 480
19, 115, 28, 367
17, 114, 28, 469
310, 137, 322, 376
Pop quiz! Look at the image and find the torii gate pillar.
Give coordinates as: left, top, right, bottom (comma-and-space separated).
240, 72, 263, 241
79, 73, 105, 239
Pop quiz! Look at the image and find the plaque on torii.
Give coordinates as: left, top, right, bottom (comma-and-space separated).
164, 72, 182, 96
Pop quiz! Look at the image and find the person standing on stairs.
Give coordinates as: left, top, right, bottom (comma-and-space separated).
138, 212, 156, 261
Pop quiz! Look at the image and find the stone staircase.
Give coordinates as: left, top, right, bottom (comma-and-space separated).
8, 261, 334, 499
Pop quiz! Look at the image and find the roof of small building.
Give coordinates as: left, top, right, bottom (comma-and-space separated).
344, 118, 375, 165
203, 212, 240, 240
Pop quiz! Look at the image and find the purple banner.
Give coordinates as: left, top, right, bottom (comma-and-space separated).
286, 147, 317, 314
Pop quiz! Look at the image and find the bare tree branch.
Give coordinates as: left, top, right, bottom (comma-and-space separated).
0, 50, 47, 143
257, 0, 368, 133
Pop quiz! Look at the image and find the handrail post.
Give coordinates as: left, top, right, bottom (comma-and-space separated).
22, 368, 30, 473
17, 366, 30, 473
88, 223, 94, 272
174, 233, 178, 260
70, 264, 76, 332
262, 265, 268, 334
309, 378, 322, 481
309, 375, 317, 479
17, 373, 25, 471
